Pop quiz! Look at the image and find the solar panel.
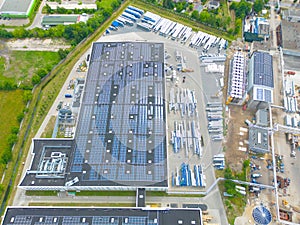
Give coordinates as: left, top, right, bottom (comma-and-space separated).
70, 42, 167, 187
253, 52, 274, 88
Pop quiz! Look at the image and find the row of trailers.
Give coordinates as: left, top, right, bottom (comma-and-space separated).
205, 102, 224, 141
108, 5, 144, 32
190, 31, 227, 53
172, 163, 206, 187
137, 11, 228, 51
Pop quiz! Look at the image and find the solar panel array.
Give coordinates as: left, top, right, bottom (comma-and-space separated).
71, 42, 167, 187
252, 52, 274, 88
3, 208, 202, 225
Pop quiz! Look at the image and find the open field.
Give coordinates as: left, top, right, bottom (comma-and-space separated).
2, 51, 61, 83
0, 90, 25, 175
40, 115, 56, 138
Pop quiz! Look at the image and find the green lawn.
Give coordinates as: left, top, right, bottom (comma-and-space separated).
0, 57, 5, 75
0, 90, 25, 174
2, 51, 61, 84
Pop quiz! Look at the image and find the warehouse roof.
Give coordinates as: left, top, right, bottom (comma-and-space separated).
0, 0, 34, 13
2, 207, 202, 225
20, 42, 167, 190
42, 15, 80, 26
252, 51, 274, 88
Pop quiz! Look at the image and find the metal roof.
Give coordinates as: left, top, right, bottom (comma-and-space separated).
248, 126, 270, 153
252, 51, 274, 88
42, 15, 79, 26
0, 0, 34, 13
2, 207, 202, 225
256, 109, 269, 127
20, 42, 167, 190
253, 86, 273, 103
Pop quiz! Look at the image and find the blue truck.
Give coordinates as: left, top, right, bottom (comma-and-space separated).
65, 94, 72, 98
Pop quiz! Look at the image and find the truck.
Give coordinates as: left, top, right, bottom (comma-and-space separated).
251, 173, 262, 178
65, 94, 72, 98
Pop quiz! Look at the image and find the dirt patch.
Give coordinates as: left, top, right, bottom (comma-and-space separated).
6, 38, 71, 52
224, 105, 255, 172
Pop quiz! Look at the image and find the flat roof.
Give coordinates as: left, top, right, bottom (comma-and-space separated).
20, 42, 167, 190
229, 51, 245, 98
256, 109, 268, 127
281, 20, 300, 51
248, 126, 269, 153
42, 15, 79, 25
252, 51, 273, 88
2, 207, 202, 225
0, 0, 34, 13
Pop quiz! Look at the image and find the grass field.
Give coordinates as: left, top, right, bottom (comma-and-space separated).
29, 202, 135, 207
2, 51, 61, 83
0, 90, 25, 175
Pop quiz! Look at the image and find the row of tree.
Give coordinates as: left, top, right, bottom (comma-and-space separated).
43, 4, 97, 15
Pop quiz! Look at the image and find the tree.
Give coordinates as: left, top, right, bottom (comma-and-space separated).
23, 90, 33, 103
253, 0, 264, 13
191, 10, 199, 20
31, 74, 41, 85
37, 68, 48, 78
163, 0, 174, 9
58, 48, 69, 59
199, 10, 211, 23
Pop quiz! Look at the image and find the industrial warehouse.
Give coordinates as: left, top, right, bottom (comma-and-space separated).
0, 0, 36, 18
20, 42, 168, 191
2, 207, 202, 225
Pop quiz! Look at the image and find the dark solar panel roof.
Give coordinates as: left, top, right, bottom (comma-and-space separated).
252, 52, 274, 88
2, 207, 202, 225
20, 42, 167, 189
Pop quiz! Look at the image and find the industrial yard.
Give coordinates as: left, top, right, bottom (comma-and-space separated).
2, 2, 300, 225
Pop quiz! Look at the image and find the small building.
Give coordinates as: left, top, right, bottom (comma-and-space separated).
247, 51, 274, 109
208, 1, 220, 10
41, 15, 87, 27
248, 126, 269, 153
244, 17, 270, 42
255, 109, 269, 127
0, 0, 36, 18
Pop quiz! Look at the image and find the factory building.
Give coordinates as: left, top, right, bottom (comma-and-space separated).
247, 51, 274, 109
20, 42, 167, 191
1, 207, 203, 225
0, 0, 36, 18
